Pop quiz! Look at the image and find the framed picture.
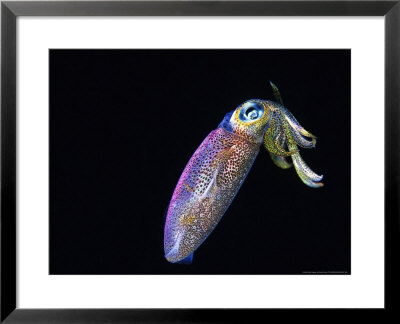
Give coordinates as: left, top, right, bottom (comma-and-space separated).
49, 48, 350, 275
1, 0, 398, 322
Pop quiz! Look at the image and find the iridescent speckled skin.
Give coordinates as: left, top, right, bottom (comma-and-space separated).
164, 83, 323, 263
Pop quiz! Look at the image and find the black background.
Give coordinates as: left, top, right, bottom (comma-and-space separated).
50, 49, 350, 274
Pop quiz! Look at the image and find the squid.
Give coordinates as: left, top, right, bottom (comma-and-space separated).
164, 82, 323, 264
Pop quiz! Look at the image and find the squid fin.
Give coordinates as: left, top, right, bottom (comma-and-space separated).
178, 252, 194, 265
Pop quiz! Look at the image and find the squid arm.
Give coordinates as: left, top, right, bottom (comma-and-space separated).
265, 82, 323, 187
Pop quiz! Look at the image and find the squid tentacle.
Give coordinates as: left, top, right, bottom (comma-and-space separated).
270, 154, 292, 169
280, 105, 317, 140
282, 110, 324, 187
291, 126, 316, 148
289, 147, 323, 182
265, 83, 323, 188
270, 81, 316, 141
291, 152, 324, 187
276, 109, 298, 151
264, 111, 297, 157
270, 81, 284, 105
269, 134, 292, 169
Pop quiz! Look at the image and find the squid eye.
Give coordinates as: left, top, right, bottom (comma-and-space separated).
239, 102, 264, 122
245, 107, 259, 120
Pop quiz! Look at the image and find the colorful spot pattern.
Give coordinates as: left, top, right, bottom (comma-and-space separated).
164, 83, 323, 263
164, 127, 259, 263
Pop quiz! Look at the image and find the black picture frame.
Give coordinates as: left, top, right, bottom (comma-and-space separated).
1, 0, 399, 322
